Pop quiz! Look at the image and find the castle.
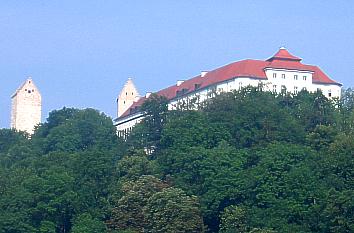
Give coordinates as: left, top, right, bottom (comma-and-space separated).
11, 78, 42, 134
115, 48, 342, 137
9, 48, 342, 136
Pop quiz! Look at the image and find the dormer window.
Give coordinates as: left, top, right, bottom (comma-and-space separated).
176, 88, 189, 97
194, 83, 201, 90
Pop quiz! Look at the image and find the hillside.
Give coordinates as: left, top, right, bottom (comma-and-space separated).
0, 87, 353, 233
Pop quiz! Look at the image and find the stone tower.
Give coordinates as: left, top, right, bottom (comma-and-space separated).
11, 78, 42, 134
117, 78, 140, 117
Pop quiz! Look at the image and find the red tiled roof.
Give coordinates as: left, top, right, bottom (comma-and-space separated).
118, 48, 341, 119
266, 47, 302, 62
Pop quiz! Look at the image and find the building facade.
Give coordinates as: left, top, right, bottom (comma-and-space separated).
11, 78, 42, 134
115, 48, 342, 137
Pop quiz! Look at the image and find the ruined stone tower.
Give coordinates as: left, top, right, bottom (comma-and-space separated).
11, 78, 42, 134
117, 78, 140, 118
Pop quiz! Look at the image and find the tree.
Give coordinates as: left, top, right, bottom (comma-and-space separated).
0, 129, 28, 154
71, 213, 107, 233
203, 88, 305, 148
116, 152, 158, 182
219, 205, 247, 233
128, 94, 169, 151
107, 175, 168, 232
39, 221, 56, 233
32, 108, 118, 153
144, 187, 205, 233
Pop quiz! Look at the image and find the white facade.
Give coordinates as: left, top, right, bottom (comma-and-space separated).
115, 49, 342, 137
116, 112, 144, 138
116, 75, 341, 137
117, 78, 140, 118
11, 78, 42, 134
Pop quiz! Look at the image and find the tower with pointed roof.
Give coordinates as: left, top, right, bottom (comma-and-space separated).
11, 78, 42, 134
117, 78, 140, 118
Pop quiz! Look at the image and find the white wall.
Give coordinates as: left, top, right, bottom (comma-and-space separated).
264, 68, 313, 94
115, 71, 342, 134
11, 79, 41, 134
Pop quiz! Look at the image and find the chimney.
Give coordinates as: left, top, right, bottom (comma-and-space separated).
145, 92, 152, 98
201, 71, 208, 77
177, 80, 184, 86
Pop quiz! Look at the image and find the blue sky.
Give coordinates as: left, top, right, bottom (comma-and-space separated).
1, 1, 353, 128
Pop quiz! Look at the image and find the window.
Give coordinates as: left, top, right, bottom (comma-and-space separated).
282, 74, 285, 79
132, 92, 134, 95
294, 86, 298, 94
303, 76, 307, 81
239, 82, 243, 90
273, 73, 277, 78
281, 85, 286, 93
273, 85, 277, 93
194, 83, 201, 90
302, 87, 307, 91
294, 75, 298, 80
328, 90, 332, 97
126, 92, 128, 95
176, 88, 189, 97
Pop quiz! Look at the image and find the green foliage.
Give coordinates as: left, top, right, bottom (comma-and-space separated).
32, 108, 118, 153
108, 176, 204, 233
219, 205, 247, 233
107, 175, 168, 232
116, 152, 158, 182
144, 187, 205, 233
1, 88, 354, 233
127, 94, 169, 151
306, 125, 338, 151
0, 108, 123, 233
203, 88, 306, 148
71, 213, 107, 233
39, 221, 56, 233
0, 128, 28, 154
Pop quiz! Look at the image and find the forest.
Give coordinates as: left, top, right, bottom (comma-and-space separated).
0, 87, 353, 233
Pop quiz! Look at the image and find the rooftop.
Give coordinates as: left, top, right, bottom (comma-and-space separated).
118, 48, 341, 119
